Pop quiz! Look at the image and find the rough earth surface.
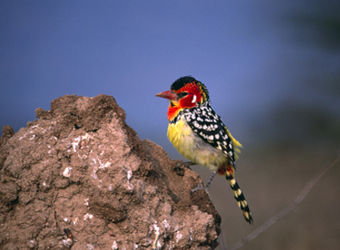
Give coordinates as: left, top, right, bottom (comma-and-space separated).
0, 94, 221, 250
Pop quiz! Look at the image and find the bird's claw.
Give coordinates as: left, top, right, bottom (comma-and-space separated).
174, 161, 194, 176
190, 183, 213, 201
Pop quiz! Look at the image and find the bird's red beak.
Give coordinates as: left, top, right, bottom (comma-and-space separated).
155, 90, 177, 101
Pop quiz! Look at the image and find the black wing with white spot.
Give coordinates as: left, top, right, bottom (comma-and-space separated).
183, 103, 236, 164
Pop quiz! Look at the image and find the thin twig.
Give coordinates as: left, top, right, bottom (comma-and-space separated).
228, 151, 340, 250
219, 228, 228, 249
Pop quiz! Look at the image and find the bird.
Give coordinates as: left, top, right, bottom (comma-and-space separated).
155, 76, 253, 224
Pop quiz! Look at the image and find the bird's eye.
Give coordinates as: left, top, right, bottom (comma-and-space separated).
177, 92, 188, 99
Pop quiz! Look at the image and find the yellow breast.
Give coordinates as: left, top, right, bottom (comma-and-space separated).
167, 117, 227, 172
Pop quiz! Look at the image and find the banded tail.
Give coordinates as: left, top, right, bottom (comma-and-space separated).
226, 170, 253, 224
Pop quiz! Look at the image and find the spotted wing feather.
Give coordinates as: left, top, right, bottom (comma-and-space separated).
183, 104, 236, 165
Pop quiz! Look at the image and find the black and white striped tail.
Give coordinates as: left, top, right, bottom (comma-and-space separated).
226, 172, 253, 224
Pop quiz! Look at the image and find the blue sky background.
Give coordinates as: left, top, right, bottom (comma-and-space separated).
1, 0, 339, 154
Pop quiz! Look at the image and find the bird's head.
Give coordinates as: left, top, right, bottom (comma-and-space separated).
156, 76, 209, 121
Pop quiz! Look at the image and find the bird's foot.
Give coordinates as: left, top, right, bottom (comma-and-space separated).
190, 183, 213, 201
174, 161, 195, 176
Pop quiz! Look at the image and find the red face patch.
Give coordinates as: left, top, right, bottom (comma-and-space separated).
175, 82, 202, 108
166, 82, 203, 121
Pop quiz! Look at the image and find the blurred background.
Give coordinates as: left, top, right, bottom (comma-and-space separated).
1, 1, 339, 249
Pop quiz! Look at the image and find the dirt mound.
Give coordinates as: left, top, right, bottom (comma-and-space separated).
0, 94, 220, 249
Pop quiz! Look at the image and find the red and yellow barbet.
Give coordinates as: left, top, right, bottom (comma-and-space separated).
156, 76, 253, 224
